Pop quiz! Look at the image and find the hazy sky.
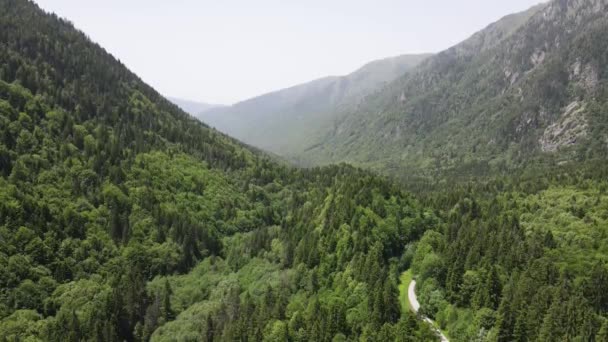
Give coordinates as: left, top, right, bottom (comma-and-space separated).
34, 0, 543, 104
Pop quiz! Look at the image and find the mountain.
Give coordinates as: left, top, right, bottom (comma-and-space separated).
167, 96, 223, 117
298, 0, 608, 180
199, 53, 431, 157
283, 2, 608, 339
0, 0, 436, 341
4, 0, 608, 341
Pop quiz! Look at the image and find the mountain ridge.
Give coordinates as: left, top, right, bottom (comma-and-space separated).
199, 53, 432, 156
299, 0, 608, 179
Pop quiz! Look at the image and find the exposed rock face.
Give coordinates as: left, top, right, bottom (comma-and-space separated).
531, 49, 546, 67
570, 60, 600, 91
540, 101, 588, 152
294, 0, 608, 173
580, 64, 599, 90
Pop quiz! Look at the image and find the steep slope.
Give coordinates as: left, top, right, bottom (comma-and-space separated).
199, 53, 431, 157
0, 1, 437, 341
167, 96, 223, 118
302, 0, 608, 179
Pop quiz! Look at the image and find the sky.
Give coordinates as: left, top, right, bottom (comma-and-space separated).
34, 0, 543, 105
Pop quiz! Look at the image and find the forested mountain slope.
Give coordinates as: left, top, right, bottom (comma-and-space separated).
302, 0, 608, 179
0, 0, 437, 340
199, 53, 431, 157
4, 1, 608, 341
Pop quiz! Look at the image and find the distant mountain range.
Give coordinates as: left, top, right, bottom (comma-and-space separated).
168, 97, 224, 118
301, 0, 608, 179
4, 0, 608, 341
198, 54, 432, 157
203, 1, 608, 182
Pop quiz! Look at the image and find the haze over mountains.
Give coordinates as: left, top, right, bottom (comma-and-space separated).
205, 0, 608, 182
304, 0, 608, 177
2, 0, 608, 341
167, 97, 223, 118
199, 54, 431, 156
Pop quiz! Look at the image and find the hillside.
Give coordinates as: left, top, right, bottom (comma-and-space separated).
300, 0, 608, 180
167, 97, 223, 118
199, 53, 431, 157
4, 0, 608, 341
0, 1, 436, 341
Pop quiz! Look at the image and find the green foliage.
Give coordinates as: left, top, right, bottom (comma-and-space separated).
297, 1, 608, 186
411, 166, 608, 341
0, 1, 436, 340
148, 166, 436, 340
3, 1, 607, 342
398, 270, 413, 313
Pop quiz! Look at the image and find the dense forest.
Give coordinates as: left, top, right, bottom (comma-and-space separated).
0, 0, 436, 340
410, 162, 608, 341
2, 0, 608, 341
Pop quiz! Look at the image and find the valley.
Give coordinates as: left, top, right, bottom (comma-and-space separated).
1, 0, 608, 341
198, 54, 431, 158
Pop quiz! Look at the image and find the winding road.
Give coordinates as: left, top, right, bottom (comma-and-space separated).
408, 279, 449, 342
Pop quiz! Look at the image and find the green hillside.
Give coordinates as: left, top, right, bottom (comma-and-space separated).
199, 53, 431, 158
3, 0, 608, 341
0, 1, 436, 340
301, 0, 608, 181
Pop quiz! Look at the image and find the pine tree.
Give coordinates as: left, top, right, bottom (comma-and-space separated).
162, 279, 174, 322
487, 266, 502, 310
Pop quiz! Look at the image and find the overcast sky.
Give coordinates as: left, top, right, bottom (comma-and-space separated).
34, 0, 543, 104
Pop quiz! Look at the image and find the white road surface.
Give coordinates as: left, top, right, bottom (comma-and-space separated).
408, 279, 449, 342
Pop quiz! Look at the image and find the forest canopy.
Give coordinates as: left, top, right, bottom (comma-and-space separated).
2, 0, 608, 341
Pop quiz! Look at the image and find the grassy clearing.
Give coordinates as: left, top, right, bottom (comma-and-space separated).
398, 269, 414, 313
